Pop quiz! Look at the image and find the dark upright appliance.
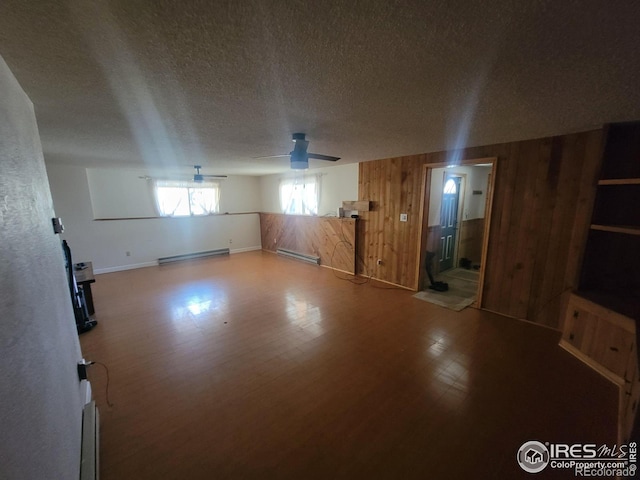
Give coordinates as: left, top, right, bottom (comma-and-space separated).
62, 240, 97, 334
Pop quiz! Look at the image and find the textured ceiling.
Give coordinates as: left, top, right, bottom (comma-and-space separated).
1, 1, 639, 175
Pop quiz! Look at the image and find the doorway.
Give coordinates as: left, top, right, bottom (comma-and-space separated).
417, 158, 497, 309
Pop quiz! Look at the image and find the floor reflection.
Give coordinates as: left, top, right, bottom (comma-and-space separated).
426, 329, 449, 358
186, 299, 212, 316
285, 292, 324, 335
170, 282, 228, 324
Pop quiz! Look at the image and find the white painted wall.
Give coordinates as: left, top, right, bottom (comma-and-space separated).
46, 164, 262, 273
259, 163, 359, 216
86, 167, 262, 218
86, 168, 157, 219
46, 161, 357, 273
0, 56, 84, 480
428, 165, 492, 226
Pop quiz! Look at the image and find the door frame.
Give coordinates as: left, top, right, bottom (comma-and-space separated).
416, 157, 497, 307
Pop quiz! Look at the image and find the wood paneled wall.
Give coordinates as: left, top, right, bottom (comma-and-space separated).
458, 218, 485, 265
259, 213, 356, 274
358, 156, 426, 287
358, 130, 604, 328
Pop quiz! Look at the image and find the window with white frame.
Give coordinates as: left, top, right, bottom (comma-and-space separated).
154, 180, 220, 217
279, 175, 320, 215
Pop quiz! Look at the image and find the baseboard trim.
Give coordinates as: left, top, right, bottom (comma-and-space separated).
94, 262, 158, 274
558, 339, 624, 386
355, 274, 415, 291
319, 264, 355, 276
479, 307, 563, 332
230, 246, 262, 254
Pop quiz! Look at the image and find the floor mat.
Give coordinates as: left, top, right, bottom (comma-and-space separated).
413, 268, 479, 311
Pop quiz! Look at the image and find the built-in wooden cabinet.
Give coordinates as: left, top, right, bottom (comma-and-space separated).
579, 122, 640, 320
561, 294, 638, 443
560, 121, 640, 443
562, 295, 634, 381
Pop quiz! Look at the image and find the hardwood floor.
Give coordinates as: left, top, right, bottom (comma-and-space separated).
80, 251, 617, 479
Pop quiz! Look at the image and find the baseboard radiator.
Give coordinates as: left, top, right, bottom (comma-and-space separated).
158, 248, 230, 265
276, 248, 320, 265
80, 400, 99, 480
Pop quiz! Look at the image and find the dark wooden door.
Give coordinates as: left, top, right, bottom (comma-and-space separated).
439, 176, 461, 271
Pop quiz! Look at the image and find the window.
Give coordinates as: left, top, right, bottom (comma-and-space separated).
154, 180, 220, 217
443, 178, 457, 194
279, 175, 320, 215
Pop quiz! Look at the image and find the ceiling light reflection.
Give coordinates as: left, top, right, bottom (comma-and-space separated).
170, 286, 228, 325
285, 292, 324, 335
187, 299, 212, 316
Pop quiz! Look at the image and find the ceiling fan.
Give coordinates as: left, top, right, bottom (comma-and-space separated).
257, 133, 341, 170
139, 166, 227, 182
192, 165, 227, 182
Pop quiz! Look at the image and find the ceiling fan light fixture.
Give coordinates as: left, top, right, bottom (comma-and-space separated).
290, 151, 308, 170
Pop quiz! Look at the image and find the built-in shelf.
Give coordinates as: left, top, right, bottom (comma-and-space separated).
598, 178, 640, 185
590, 224, 640, 236
576, 290, 640, 323
573, 121, 640, 445
342, 200, 371, 211
560, 292, 640, 445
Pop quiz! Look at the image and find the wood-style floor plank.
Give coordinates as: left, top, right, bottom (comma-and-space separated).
80, 251, 617, 479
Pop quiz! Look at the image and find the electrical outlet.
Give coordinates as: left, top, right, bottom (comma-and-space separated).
126, 251, 131, 257
400, 213, 408, 222
377, 259, 382, 266
229, 239, 233, 244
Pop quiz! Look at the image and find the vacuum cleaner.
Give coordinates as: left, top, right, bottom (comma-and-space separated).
425, 251, 449, 292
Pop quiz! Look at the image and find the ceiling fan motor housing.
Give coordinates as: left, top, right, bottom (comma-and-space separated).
290, 137, 310, 169
292, 132, 306, 141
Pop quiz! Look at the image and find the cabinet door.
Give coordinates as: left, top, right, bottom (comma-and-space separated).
588, 318, 635, 379
562, 301, 598, 353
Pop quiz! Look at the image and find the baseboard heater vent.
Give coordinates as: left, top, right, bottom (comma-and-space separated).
80, 400, 99, 480
158, 248, 230, 265
276, 248, 320, 265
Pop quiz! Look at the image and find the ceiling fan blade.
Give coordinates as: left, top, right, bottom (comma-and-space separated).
251, 154, 289, 159
254, 133, 341, 169
307, 153, 340, 161
202, 174, 228, 178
